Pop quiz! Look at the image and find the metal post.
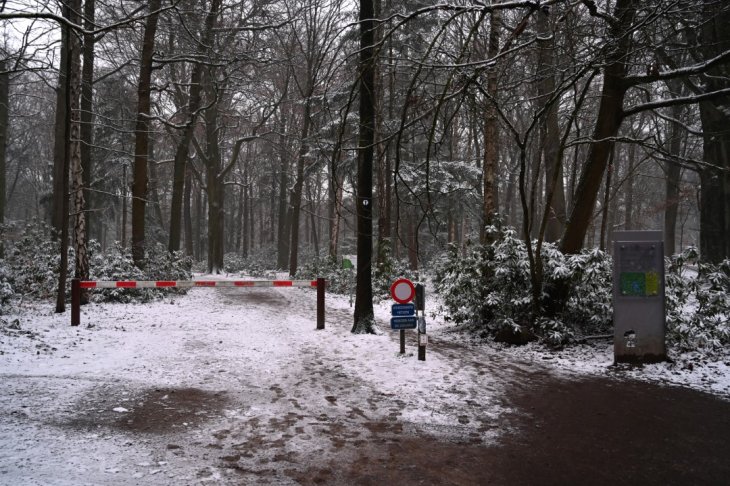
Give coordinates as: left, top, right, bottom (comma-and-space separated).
71, 278, 80, 326
317, 277, 325, 330
416, 283, 426, 361
400, 329, 405, 354
121, 163, 127, 247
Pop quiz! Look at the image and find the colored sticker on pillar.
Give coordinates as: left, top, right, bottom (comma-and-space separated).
620, 272, 645, 296
645, 271, 660, 296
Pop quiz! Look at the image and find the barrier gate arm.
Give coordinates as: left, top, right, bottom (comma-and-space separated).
71, 277, 326, 330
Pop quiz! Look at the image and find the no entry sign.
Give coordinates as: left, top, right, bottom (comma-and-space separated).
390, 278, 415, 304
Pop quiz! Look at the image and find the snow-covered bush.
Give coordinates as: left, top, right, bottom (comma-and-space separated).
372, 240, 418, 300
665, 247, 730, 351
433, 228, 535, 339
295, 257, 353, 295
143, 244, 193, 281
89, 242, 192, 303
295, 243, 417, 301
433, 226, 613, 344
223, 246, 276, 278
561, 248, 613, 334
0, 262, 13, 314
434, 229, 730, 351
1, 220, 60, 300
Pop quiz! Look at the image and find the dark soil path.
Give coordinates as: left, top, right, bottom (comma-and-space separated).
296, 363, 730, 485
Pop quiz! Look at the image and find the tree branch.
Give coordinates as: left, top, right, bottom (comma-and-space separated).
622, 87, 730, 118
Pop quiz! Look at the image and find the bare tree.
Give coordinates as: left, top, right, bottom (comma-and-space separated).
131, 0, 162, 267
0, 59, 8, 232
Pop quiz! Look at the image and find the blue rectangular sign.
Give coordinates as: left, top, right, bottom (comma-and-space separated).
391, 303, 415, 316
390, 316, 418, 330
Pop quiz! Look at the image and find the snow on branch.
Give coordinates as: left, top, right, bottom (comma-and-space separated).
622, 87, 730, 119
0, 1, 179, 35
624, 49, 730, 87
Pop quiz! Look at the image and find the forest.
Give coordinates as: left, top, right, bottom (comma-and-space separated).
0, 0, 729, 341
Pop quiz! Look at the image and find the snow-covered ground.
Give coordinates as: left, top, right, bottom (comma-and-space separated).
1, 277, 728, 485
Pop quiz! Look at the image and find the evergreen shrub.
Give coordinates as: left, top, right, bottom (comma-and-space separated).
433, 228, 730, 351
223, 245, 277, 277
1, 220, 60, 301
665, 247, 730, 351
89, 242, 193, 303
433, 226, 613, 345
296, 242, 418, 301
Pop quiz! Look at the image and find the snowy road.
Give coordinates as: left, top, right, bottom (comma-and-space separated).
1, 283, 534, 485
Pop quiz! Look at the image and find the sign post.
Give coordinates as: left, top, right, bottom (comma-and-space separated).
416, 283, 426, 361
389, 278, 420, 356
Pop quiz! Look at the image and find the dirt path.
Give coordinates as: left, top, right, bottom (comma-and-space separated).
300, 373, 730, 486
2, 287, 729, 485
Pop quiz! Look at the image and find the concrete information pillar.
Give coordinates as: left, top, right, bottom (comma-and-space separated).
612, 230, 667, 363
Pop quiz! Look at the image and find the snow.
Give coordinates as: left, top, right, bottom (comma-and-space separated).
1, 276, 728, 484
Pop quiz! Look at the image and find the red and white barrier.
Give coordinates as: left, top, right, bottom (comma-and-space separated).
79, 280, 318, 289
71, 277, 326, 330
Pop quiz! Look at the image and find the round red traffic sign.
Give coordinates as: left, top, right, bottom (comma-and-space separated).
390, 278, 415, 304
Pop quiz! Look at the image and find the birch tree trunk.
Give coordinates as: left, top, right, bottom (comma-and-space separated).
69, 1, 88, 302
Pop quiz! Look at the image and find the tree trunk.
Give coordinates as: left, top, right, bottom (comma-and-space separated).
289, 100, 312, 277
698, 0, 730, 263
599, 148, 614, 251
374, 0, 390, 259
0, 60, 8, 231
536, 10, 566, 243
204, 93, 224, 274
194, 184, 203, 261
480, 8, 500, 243
328, 167, 343, 260
55, 1, 78, 313
276, 113, 290, 269
559, 0, 636, 255
624, 143, 635, 229
242, 160, 250, 258
80, 0, 95, 242
51, 15, 70, 235
121, 163, 128, 247
168, 0, 221, 253
547, 0, 637, 317
183, 166, 194, 256
68, 5, 88, 303
235, 184, 243, 254
308, 177, 320, 256
664, 105, 683, 257
132, 0, 162, 267
148, 139, 166, 234
353, 0, 376, 333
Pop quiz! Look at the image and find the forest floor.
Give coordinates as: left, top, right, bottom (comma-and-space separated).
1, 276, 729, 485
